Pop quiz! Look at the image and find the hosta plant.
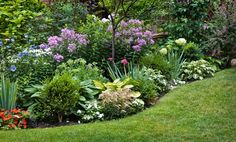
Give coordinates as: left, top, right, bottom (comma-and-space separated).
180, 59, 217, 81
94, 78, 144, 119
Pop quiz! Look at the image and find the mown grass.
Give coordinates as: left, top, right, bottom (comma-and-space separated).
0, 69, 235, 142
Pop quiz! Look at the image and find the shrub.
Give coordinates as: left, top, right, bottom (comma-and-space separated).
0, 109, 29, 129
180, 59, 217, 81
30, 73, 81, 123
164, 0, 218, 43
6, 45, 54, 108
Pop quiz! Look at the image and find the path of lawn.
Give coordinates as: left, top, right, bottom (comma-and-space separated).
0, 69, 235, 142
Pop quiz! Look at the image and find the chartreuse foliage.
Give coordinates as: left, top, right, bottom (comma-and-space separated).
0, 69, 235, 141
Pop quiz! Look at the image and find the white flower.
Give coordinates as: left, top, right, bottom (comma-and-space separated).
159, 48, 168, 55
98, 113, 104, 119
78, 120, 81, 124
101, 18, 110, 23
77, 110, 82, 114
175, 38, 187, 46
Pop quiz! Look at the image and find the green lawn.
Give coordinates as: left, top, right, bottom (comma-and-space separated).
0, 69, 236, 142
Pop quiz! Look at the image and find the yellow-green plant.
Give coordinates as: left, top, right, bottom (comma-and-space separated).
0, 75, 18, 110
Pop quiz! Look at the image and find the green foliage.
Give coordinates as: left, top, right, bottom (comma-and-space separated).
30, 73, 81, 122
141, 53, 171, 77
0, 75, 17, 110
55, 58, 106, 82
77, 15, 112, 68
164, 0, 220, 43
75, 100, 104, 123
0, 0, 45, 39
96, 79, 144, 119
203, 1, 236, 65
180, 59, 217, 81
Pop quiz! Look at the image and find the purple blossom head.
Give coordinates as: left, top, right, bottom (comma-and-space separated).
39, 43, 48, 49
68, 43, 77, 52
150, 39, 155, 45
48, 36, 62, 47
134, 32, 143, 37
0, 41, 2, 47
53, 53, 64, 62
144, 31, 152, 38
76, 34, 88, 45
132, 45, 142, 52
120, 21, 128, 27
137, 39, 147, 46
131, 28, 141, 33
115, 32, 121, 37
128, 19, 143, 25
61, 28, 76, 40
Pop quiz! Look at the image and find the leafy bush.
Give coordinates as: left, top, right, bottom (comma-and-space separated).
164, 0, 218, 43
6, 45, 54, 108
180, 59, 217, 81
0, 0, 45, 40
30, 73, 81, 123
77, 15, 112, 67
203, 1, 236, 66
94, 78, 144, 119
55, 58, 106, 82
0, 109, 29, 129
0, 75, 17, 110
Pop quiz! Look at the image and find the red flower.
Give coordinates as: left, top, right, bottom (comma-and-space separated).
121, 58, 128, 65
11, 108, 20, 114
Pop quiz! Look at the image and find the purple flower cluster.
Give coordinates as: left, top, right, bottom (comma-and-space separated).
40, 28, 88, 62
112, 19, 154, 52
53, 53, 64, 62
48, 36, 63, 47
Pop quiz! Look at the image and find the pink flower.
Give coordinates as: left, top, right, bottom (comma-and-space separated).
132, 45, 142, 52
108, 57, 113, 61
48, 36, 62, 47
121, 58, 128, 65
61, 28, 76, 40
53, 53, 64, 62
68, 43, 76, 52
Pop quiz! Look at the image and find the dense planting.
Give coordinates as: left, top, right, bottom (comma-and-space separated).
0, 0, 234, 132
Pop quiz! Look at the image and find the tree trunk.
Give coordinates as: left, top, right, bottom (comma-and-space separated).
112, 27, 116, 61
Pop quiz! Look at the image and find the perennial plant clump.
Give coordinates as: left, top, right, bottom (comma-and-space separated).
40, 28, 89, 62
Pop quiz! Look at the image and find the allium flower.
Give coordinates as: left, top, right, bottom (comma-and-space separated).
132, 45, 141, 52
53, 53, 64, 62
128, 19, 142, 25
39, 43, 48, 49
0, 41, 2, 47
68, 43, 76, 52
120, 21, 128, 27
10, 65, 16, 72
121, 58, 128, 65
134, 32, 143, 37
48, 36, 62, 47
144, 31, 152, 38
137, 39, 147, 46
61, 28, 76, 40
175, 38, 187, 46
76, 34, 88, 45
